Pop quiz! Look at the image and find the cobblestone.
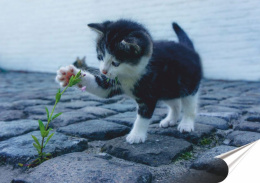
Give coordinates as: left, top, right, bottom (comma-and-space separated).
0, 110, 26, 121
102, 135, 192, 166
12, 99, 51, 110
79, 106, 117, 118
196, 116, 230, 130
57, 120, 130, 140
227, 131, 260, 147
148, 123, 215, 144
0, 120, 39, 141
13, 152, 152, 183
105, 111, 162, 127
0, 131, 88, 165
102, 102, 137, 112
50, 110, 97, 128
234, 121, 260, 133
0, 72, 260, 182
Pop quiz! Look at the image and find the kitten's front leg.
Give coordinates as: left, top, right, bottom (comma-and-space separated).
126, 101, 156, 144
56, 65, 117, 98
126, 115, 150, 144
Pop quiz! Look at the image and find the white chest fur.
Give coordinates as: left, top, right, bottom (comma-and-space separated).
117, 56, 150, 99
119, 78, 137, 98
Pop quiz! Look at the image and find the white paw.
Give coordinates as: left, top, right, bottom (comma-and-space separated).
55, 65, 79, 87
126, 131, 147, 144
177, 122, 194, 133
159, 118, 176, 128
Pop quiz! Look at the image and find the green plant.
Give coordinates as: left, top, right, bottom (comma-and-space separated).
200, 137, 212, 146
177, 151, 194, 161
19, 70, 83, 167
173, 151, 194, 162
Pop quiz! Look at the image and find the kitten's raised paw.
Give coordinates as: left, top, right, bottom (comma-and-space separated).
126, 132, 147, 144
159, 119, 176, 128
177, 122, 194, 133
56, 65, 79, 87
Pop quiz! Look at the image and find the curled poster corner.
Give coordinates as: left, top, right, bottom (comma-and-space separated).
216, 140, 260, 183
173, 158, 228, 183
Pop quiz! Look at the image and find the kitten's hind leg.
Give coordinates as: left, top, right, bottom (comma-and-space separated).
178, 93, 198, 133
159, 99, 181, 128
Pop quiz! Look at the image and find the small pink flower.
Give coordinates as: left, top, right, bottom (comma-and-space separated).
81, 86, 86, 92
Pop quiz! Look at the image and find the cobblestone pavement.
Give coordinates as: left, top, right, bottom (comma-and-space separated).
0, 71, 260, 183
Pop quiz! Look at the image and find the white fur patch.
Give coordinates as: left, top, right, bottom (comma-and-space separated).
118, 56, 150, 98
126, 115, 150, 144
55, 65, 111, 98
177, 93, 198, 133
80, 72, 111, 98
177, 119, 195, 132
159, 114, 177, 128
159, 99, 181, 128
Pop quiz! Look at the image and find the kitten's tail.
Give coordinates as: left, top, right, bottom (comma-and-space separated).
172, 23, 194, 50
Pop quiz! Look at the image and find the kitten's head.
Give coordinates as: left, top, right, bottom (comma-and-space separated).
88, 19, 153, 80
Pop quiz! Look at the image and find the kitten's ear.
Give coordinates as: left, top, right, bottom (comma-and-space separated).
82, 56, 86, 61
121, 40, 141, 55
88, 23, 104, 35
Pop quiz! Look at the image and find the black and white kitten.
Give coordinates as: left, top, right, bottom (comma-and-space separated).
56, 19, 202, 144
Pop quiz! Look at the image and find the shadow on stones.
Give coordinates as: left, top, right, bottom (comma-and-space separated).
186, 158, 228, 183
206, 158, 228, 181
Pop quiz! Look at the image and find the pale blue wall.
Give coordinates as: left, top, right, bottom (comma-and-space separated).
0, 0, 259, 80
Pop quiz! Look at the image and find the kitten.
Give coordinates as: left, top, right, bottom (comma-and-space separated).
56, 19, 202, 144
73, 56, 99, 75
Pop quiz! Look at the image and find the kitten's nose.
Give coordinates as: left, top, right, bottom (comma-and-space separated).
102, 70, 107, 75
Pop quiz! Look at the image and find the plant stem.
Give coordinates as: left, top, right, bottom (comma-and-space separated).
45, 85, 69, 130
41, 85, 69, 159
29, 71, 82, 167
40, 136, 45, 155
60, 85, 69, 95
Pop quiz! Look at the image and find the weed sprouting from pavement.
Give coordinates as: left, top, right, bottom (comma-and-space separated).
18, 70, 83, 168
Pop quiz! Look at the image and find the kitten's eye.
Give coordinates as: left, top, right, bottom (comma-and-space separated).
112, 61, 120, 67
97, 55, 103, 60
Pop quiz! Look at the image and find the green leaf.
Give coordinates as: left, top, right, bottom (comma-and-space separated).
42, 131, 49, 138
72, 78, 81, 86
31, 135, 40, 147
55, 89, 61, 103
68, 75, 75, 87
33, 143, 41, 153
18, 163, 23, 167
47, 128, 53, 132
56, 93, 61, 103
45, 107, 49, 120
75, 70, 81, 78
38, 120, 46, 137
43, 133, 54, 148
52, 112, 62, 121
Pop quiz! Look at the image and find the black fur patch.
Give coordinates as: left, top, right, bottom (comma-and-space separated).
133, 41, 202, 118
